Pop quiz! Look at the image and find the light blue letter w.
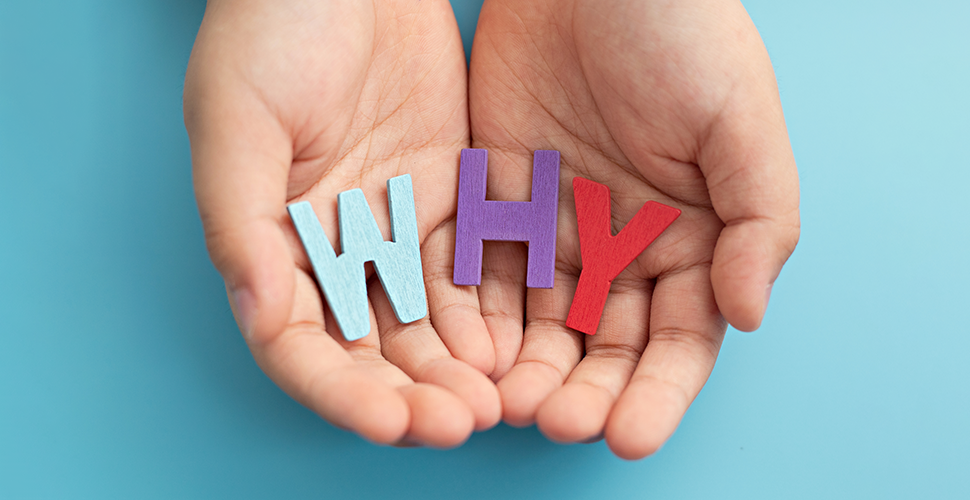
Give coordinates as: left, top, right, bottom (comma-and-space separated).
286, 174, 427, 341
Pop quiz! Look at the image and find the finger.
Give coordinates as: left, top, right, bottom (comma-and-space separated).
317, 274, 475, 449
370, 279, 502, 431
423, 221, 496, 376
700, 45, 801, 331
535, 278, 652, 443
605, 265, 726, 460
397, 383, 476, 449
184, 70, 294, 344
497, 270, 584, 427
478, 241, 528, 380
253, 270, 410, 445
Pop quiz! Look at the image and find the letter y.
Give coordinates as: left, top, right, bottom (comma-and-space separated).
566, 178, 680, 335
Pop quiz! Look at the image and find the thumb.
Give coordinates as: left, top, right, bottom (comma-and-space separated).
184, 78, 294, 345
700, 66, 801, 332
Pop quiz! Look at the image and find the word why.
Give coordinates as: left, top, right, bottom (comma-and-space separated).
288, 150, 679, 341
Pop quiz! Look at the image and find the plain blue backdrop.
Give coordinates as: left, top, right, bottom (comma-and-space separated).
1, 0, 968, 498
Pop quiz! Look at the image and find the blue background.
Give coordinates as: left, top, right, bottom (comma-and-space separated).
1, 0, 968, 498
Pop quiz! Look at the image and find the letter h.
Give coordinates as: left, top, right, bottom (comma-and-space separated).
287, 175, 427, 342
454, 149, 560, 288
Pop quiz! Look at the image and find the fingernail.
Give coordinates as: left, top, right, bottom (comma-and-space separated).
229, 286, 258, 340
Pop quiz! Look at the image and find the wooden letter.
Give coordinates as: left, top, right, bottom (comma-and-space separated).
566, 178, 681, 335
454, 149, 560, 288
287, 174, 427, 341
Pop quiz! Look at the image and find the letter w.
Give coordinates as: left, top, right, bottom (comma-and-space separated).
287, 175, 427, 341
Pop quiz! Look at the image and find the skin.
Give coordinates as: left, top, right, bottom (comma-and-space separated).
183, 0, 501, 448
184, 0, 799, 459
446, 0, 799, 459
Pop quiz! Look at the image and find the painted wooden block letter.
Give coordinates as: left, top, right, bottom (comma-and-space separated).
454, 149, 560, 288
566, 178, 681, 335
287, 174, 427, 341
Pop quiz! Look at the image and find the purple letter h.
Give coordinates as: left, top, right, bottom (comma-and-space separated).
454, 149, 560, 288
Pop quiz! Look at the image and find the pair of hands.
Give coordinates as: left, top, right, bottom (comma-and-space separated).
183, 0, 799, 459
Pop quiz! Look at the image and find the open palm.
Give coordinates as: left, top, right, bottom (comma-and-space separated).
183, 0, 499, 447
461, 0, 800, 459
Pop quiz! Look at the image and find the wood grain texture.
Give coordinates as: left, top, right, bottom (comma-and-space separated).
566, 177, 681, 335
453, 148, 560, 288
287, 174, 427, 341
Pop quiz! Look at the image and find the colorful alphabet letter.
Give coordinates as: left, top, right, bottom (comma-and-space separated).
566, 178, 681, 335
453, 149, 560, 288
287, 174, 427, 341
288, 151, 680, 340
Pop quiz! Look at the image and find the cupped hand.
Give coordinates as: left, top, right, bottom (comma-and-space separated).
464, 0, 800, 459
183, 0, 500, 447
